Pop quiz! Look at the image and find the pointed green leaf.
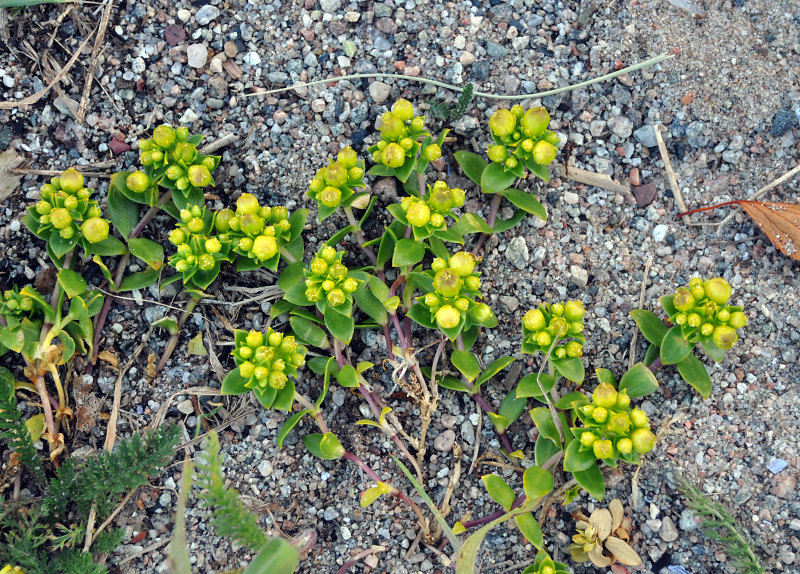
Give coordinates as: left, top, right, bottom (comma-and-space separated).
221, 367, 249, 395
474, 355, 515, 390
252, 385, 277, 409
335, 364, 359, 388
451, 350, 480, 382
700, 335, 726, 363
563, 438, 597, 472
552, 357, 584, 383
618, 362, 659, 397
324, 305, 354, 345
481, 474, 515, 510
354, 285, 387, 325
88, 235, 127, 256
303, 432, 345, 460
118, 268, 161, 292
594, 368, 617, 386
515, 512, 544, 548
57, 268, 86, 299
531, 408, 561, 445
407, 302, 435, 329
572, 464, 605, 500
534, 436, 561, 468
676, 354, 712, 398
501, 188, 547, 220
660, 325, 691, 365
516, 373, 555, 400
453, 150, 487, 185
153, 316, 179, 336
276, 409, 312, 448
453, 213, 494, 235
272, 381, 295, 411
480, 162, 516, 193
242, 538, 299, 574
492, 207, 526, 233
659, 294, 677, 317
525, 160, 550, 183
630, 309, 668, 346
107, 185, 140, 240
290, 316, 329, 349
498, 390, 527, 426
392, 238, 425, 267
522, 465, 554, 502
128, 237, 164, 270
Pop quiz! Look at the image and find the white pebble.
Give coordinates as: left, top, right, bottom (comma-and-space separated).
186, 44, 208, 69
652, 224, 668, 242
9, 220, 20, 232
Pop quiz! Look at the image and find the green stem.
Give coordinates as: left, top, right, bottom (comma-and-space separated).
243, 54, 673, 101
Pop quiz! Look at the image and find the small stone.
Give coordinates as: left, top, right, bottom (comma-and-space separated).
164, 24, 186, 46
505, 236, 529, 270
722, 150, 742, 164
8, 220, 20, 232
257, 459, 273, 477
608, 116, 634, 139
771, 474, 796, 499
660, 516, 679, 542
177, 8, 191, 22
179, 108, 200, 123
433, 429, 456, 452
344, 11, 360, 22
486, 41, 508, 58
2, 74, 14, 88
634, 125, 658, 147
653, 224, 668, 242
633, 184, 658, 208
373, 2, 392, 17
319, 0, 341, 13
375, 17, 397, 34
770, 108, 798, 137
186, 44, 208, 68
323, 507, 340, 521
209, 56, 224, 75
369, 81, 391, 104
679, 508, 701, 531
195, 5, 220, 25
768, 458, 789, 474
243, 52, 261, 66
686, 121, 708, 147
108, 137, 131, 154
500, 295, 520, 312
563, 191, 579, 205
311, 99, 326, 113
177, 399, 194, 415
340, 526, 352, 540
224, 41, 238, 57
570, 265, 589, 289
733, 488, 752, 504
629, 167, 641, 186
131, 57, 146, 74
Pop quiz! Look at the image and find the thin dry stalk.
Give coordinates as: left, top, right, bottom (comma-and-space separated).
654, 124, 690, 224
77, 0, 113, 122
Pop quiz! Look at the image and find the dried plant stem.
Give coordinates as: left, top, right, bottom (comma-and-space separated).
654, 124, 689, 225
156, 294, 201, 374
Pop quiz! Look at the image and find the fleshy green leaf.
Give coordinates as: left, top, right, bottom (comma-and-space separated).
572, 464, 605, 500
700, 335, 726, 363
534, 436, 561, 468
491, 208, 526, 233
118, 268, 161, 292
282, 282, 312, 307
498, 390, 527, 426
276, 409, 311, 448
555, 391, 589, 410
221, 367, 249, 395
563, 438, 597, 472
392, 238, 425, 267
107, 185, 140, 240
516, 373, 555, 400
252, 385, 277, 409
660, 325, 691, 365
630, 309, 668, 345
324, 305, 354, 345
659, 294, 677, 317
272, 382, 295, 411
335, 364, 360, 388
242, 538, 299, 574
57, 268, 86, 299
531, 407, 562, 445
451, 350, 481, 383
515, 512, 543, 548
474, 356, 515, 390
153, 316, 179, 336
452, 213, 494, 236
552, 357, 585, 383
522, 465, 554, 502
501, 188, 546, 220
290, 316, 329, 349
303, 432, 345, 460
595, 368, 617, 386
407, 303, 435, 329
618, 362, 659, 397
278, 262, 305, 292
481, 474, 515, 510
128, 237, 164, 270
480, 162, 516, 193
354, 286, 388, 326
676, 354, 712, 398
88, 235, 127, 256
453, 150, 487, 185
525, 160, 550, 183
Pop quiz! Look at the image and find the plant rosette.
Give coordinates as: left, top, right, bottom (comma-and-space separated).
521, 300, 585, 359
662, 277, 746, 354
221, 328, 307, 410
168, 204, 232, 290
411, 251, 496, 341
137, 124, 220, 210
216, 193, 295, 272
388, 180, 466, 242
0, 285, 54, 358
23, 169, 120, 262
307, 147, 367, 221
367, 98, 440, 183
486, 105, 560, 183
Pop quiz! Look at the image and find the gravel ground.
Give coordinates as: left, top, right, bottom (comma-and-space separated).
1, 0, 799, 573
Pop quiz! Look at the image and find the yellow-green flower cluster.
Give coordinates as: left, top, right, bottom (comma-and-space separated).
368, 99, 432, 169
168, 204, 230, 277
304, 246, 361, 308
399, 181, 465, 230
669, 277, 746, 350
487, 106, 559, 171
577, 383, 656, 461
521, 301, 585, 358
29, 169, 109, 244
232, 328, 307, 391
521, 553, 570, 574
419, 251, 494, 331
0, 286, 36, 320
307, 148, 366, 209
215, 193, 290, 264
138, 125, 218, 194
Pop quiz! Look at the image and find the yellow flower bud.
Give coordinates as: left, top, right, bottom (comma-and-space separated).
81, 217, 109, 243
522, 309, 546, 331
60, 168, 85, 193
532, 140, 557, 165
489, 109, 516, 138
435, 305, 461, 329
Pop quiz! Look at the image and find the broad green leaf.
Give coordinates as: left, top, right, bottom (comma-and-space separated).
278, 262, 305, 292
57, 268, 86, 299
128, 237, 164, 270
522, 465, 553, 502
303, 432, 345, 460
453, 213, 494, 235
525, 160, 550, 183
394, 154, 417, 183
618, 362, 659, 397
67, 294, 89, 322
552, 357, 585, 383
572, 464, 605, 500
87, 235, 127, 257
487, 413, 510, 434
282, 282, 312, 307
534, 436, 561, 467
0, 367, 14, 396
392, 238, 425, 267
453, 150, 487, 185
451, 350, 480, 382
516, 373, 555, 400
434, 372, 470, 392
242, 538, 299, 574
492, 207, 526, 233
354, 286, 387, 325
360, 481, 393, 507
407, 303, 434, 329
659, 294, 677, 317
474, 356, 515, 390
480, 162, 516, 193
324, 305, 354, 345
700, 335, 726, 363
563, 438, 597, 472
660, 325, 691, 365
368, 275, 390, 302
25, 413, 46, 444
276, 409, 311, 448
498, 390, 527, 426
676, 354, 712, 398
118, 268, 161, 292
49, 232, 78, 258
481, 474, 515, 510
630, 309, 668, 346
252, 385, 277, 409
644, 343, 660, 368
316, 357, 336, 408
221, 367, 249, 395
290, 316, 329, 349
272, 382, 295, 411
531, 408, 561, 445
515, 513, 544, 548
501, 188, 547, 220
84, 289, 104, 316
595, 368, 617, 386
107, 185, 140, 240
335, 364, 359, 388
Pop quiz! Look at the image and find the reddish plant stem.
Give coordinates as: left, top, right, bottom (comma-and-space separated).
460, 494, 526, 530
390, 312, 409, 350
88, 195, 170, 372
647, 357, 663, 372
676, 200, 745, 219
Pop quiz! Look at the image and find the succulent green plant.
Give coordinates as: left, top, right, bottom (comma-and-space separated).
307, 147, 367, 220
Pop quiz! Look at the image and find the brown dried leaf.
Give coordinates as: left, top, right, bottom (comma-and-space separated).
589, 508, 613, 541
98, 350, 119, 369
738, 201, 800, 260
588, 544, 612, 568
605, 536, 643, 566
609, 498, 624, 532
